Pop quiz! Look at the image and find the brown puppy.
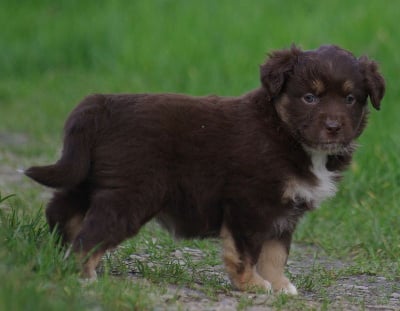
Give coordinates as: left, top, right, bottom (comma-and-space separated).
25, 45, 385, 294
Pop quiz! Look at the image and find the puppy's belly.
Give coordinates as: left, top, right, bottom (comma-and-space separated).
156, 203, 223, 239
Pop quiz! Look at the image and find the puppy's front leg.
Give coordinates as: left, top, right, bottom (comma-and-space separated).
256, 237, 297, 295
220, 224, 271, 292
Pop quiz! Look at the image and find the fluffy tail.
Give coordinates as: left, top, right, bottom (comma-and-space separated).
25, 95, 104, 188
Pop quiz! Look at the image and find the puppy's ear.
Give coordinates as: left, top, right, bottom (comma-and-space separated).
260, 45, 302, 100
359, 56, 385, 110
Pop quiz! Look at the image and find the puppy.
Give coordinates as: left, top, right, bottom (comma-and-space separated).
25, 45, 385, 294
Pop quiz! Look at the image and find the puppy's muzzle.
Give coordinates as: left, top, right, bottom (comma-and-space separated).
324, 118, 343, 135
318, 112, 347, 138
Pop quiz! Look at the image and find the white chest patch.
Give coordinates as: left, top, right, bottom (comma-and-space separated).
283, 151, 339, 208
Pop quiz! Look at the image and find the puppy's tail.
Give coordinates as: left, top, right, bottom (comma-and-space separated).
25, 95, 104, 189
25, 136, 90, 189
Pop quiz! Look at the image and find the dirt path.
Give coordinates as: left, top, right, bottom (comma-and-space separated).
126, 244, 400, 310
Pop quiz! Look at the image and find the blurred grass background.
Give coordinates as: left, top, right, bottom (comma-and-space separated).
2, 0, 399, 137
0, 0, 399, 309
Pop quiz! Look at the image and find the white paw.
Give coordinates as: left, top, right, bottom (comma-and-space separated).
279, 282, 298, 295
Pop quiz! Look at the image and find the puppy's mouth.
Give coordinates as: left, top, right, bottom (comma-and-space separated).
302, 140, 355, 155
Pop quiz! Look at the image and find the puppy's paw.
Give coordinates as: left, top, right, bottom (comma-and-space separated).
277, 282, 298, 295
81, 266, 98, 280
247, 270, 273, 293
234, 271, 273, 293
243, 279, 273, 293
270, 276, 298, 295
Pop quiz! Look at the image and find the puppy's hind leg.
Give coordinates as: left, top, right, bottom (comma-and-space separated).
220, 224, 272, 292
46, 187, 90, 244
71, 189, 143, 279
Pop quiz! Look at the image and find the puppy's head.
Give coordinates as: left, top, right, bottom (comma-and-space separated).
260, 45, 385, 155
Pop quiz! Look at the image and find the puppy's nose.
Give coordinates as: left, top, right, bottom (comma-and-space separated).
325, 119, 342, 134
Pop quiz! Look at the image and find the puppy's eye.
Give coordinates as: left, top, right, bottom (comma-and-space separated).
302, 93, 318, 104
345, 94, 355, 105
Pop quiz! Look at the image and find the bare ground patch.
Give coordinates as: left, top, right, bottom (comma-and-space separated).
122, 243, 400, 310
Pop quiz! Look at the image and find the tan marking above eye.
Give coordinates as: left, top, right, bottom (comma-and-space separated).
343, 80, 354, 93
312, 80, 325, 94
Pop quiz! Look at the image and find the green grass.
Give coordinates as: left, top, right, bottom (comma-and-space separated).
1, 0, 399, 309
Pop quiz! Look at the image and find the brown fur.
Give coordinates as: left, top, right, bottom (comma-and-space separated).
25, 45, 385, 292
